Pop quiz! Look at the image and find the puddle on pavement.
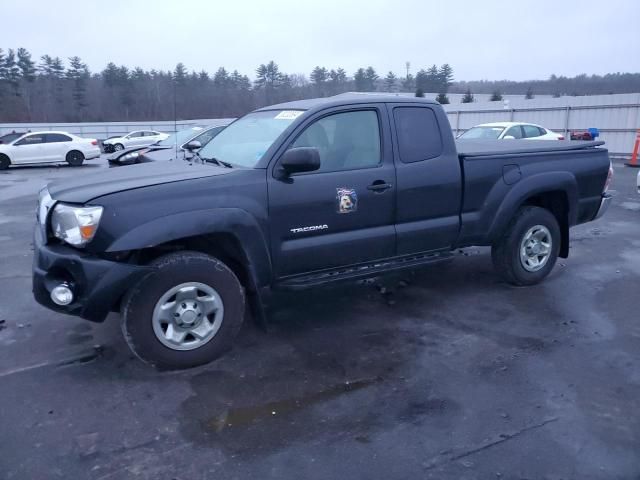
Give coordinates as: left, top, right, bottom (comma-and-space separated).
208, 377, 381, 432
619, 201, 640, 212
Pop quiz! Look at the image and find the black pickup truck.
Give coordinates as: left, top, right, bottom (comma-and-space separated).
33, 95, 613, 368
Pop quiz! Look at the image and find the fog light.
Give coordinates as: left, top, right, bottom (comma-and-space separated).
51, 284, 74, 306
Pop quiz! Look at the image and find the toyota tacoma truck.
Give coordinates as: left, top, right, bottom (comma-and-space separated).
33, 95, 613, 369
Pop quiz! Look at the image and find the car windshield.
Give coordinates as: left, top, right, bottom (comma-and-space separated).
459, 126, 506, 139
0, 132, 25, 144
155, 126, 204, 147
197, 110, 303, 167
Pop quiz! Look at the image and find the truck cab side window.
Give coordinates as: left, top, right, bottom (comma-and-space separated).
290, 110, 381, 173
393, 107, 443, 163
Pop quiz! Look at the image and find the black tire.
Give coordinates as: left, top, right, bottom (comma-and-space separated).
121, 251, 245, 369
114, 143, 124, 151
491, 206, 560, 286
0, 154, 10, 170
66, 150, 85, 167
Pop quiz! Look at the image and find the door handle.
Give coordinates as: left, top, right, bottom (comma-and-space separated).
367, 181, 392, 192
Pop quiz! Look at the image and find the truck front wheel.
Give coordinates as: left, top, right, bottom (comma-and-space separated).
492, 206, 560, 286
121, 251, 245, 369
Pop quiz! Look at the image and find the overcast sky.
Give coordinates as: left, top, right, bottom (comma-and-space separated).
6, 0, 639, 81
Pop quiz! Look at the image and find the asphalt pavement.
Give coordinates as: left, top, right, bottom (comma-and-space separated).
0, 156, 639, 479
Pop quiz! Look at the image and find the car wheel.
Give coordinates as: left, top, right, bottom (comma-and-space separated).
121, 251, 245, 369
114, 143, 125, 151
65, 150, 85, 167
492, 206, 560, 286
0, 154, 10, 170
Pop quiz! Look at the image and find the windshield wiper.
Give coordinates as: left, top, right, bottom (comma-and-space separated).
201, 156, 233, 168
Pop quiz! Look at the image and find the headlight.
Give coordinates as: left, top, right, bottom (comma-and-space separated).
51, 204, 103, 247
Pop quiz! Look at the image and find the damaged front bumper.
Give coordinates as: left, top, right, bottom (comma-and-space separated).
32, 227, 152, 322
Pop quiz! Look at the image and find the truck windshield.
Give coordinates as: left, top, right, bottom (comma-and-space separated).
459, 126, 505, 139
197, 110, 303, 167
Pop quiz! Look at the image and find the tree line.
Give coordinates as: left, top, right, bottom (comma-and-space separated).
0, 47, 637, 123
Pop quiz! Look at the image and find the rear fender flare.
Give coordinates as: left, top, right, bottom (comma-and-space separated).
488, 172, 578, 242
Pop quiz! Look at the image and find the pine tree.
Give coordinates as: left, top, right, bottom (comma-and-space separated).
353, 68, 367, 91
213, 67, 230, 88
173, 63, 187, 86
525, 87, 534, 99
66, 56, 90, 117
461, 89, 474, 103
415, 88, 425, 97
0, 48, 6, 81
50, 57, 65, 78
255, 61, 285, 104
17, 48, 36, 82
402, 73, 415, 91
490, 90, 503, 101
364, 66, 378, 91
4, 49, 21, 95
310, 66, 328, 85
438, 64, 454, 92
436, 93, 449, 104
38, 55, 54, 76
310, 66, 328, 96
327, 68, 347, 95
384, 71, 397, 92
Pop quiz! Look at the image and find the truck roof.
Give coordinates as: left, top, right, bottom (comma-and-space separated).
256, 93, 439, 113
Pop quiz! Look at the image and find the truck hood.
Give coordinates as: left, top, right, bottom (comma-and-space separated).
47, 161, 234, 204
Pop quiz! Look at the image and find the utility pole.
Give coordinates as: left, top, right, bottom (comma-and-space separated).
405, 61, 410, 78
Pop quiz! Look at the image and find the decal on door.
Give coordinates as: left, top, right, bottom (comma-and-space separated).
290, 224, 328, 234
336, 187, 357, 214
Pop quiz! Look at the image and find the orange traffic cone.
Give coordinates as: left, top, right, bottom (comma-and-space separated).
626, 129, 640, 168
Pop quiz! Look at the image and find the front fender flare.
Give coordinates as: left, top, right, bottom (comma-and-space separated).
105, 207, 272, 287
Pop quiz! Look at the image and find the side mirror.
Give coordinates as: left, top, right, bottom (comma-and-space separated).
503, 135, 516, 140
185, 140, 202, 151
278, 147, 320, 178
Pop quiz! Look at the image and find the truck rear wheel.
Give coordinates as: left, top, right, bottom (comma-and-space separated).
492, 206, 560, 286
121, 251, 245, 369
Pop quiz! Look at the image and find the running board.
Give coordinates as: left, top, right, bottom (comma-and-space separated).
276, 251, 453, 290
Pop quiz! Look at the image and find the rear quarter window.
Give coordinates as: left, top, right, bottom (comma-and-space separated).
46, 133, 72, 143
393, 107, 443, 163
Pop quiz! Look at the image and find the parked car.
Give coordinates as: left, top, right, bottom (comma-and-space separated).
102, 130, 169, 152
0, 131, 100, 169
0, 131, 29, 144
33, 95, 612, 369
458, 122, 565, 140
107, 123, 229, 166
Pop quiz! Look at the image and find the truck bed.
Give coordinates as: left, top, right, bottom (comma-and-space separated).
456, 139, 605, 158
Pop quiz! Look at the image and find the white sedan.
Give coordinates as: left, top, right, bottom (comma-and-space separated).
103, 130, 169, 152
0, 131, 101, 169
458, 122, 565, 140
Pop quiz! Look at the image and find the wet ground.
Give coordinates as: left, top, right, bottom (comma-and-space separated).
1, 157, 639, 479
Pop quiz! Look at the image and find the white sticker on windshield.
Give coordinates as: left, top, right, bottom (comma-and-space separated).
274, 110, 303, 120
